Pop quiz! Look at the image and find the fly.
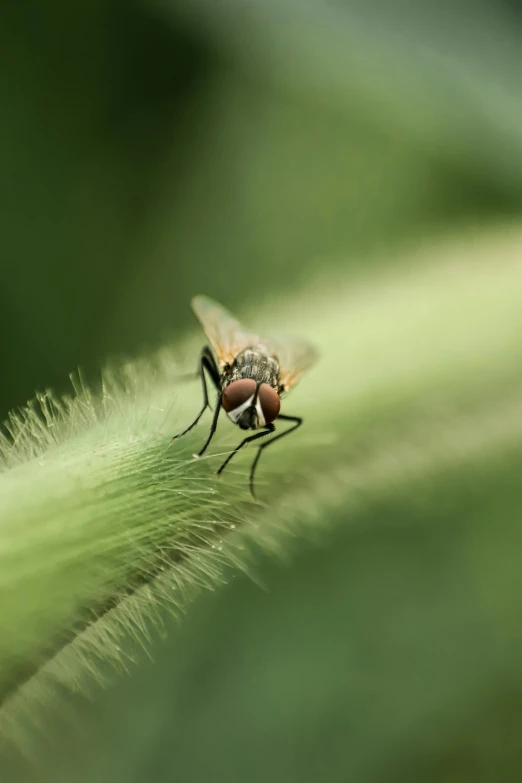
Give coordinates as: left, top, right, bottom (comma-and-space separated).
173, 295, 319, 498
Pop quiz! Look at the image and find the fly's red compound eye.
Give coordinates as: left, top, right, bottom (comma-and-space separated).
222, 379, 256, 413
258, 383, 281, 424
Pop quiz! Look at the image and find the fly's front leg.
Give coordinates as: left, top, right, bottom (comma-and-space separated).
172, 346, 220, 440
216, 425, 275, 479
249, 414, 302, 498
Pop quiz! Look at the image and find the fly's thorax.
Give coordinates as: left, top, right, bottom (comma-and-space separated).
224, 348, 281, 389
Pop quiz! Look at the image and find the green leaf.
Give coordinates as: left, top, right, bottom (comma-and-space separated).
1, 228, 522, 757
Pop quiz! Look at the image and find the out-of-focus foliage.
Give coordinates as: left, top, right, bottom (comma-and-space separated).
3, 0, 522, 781
3, 0, 521, 417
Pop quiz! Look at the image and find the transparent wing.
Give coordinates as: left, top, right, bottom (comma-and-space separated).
262, 334, 319, 392
191, 295, 260, 369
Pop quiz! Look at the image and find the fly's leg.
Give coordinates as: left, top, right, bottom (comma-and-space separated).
194, 392, 222, 458
172, 346, 220, 440
216, 424, 275, 482
248, 414, 302, 498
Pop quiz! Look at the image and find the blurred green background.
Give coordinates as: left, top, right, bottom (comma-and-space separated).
4, 0, 522, 420
3, 0, 522, 780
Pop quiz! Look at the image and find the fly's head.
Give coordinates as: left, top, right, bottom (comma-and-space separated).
222, 379, 281, 430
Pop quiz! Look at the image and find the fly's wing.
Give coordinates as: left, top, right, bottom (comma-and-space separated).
191, 295, 260, 369
263, 334, 319, 392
